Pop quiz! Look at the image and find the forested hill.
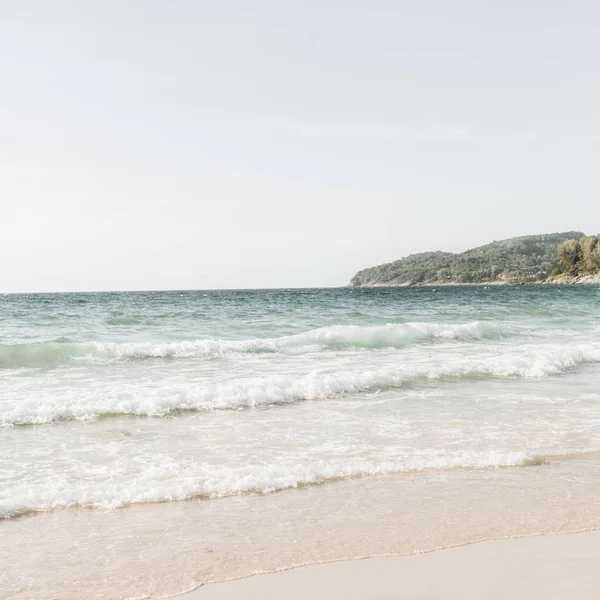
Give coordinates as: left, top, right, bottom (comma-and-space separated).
349, 232, 585, 287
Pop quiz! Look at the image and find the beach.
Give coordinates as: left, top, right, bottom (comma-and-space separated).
188, 530, 600, 600
2, 286, 600, 599
3, 451, 600, 599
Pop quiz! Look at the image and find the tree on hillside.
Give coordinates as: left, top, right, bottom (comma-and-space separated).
554, 239, 583, 276
551, 235, 600, 277
580, 236, 600, 274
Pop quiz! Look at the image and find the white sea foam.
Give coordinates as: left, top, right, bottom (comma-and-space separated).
2, 343, 599, 426
0, 450, 537, 519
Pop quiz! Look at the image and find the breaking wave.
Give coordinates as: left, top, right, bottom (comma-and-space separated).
0, 321, 516, 369
3, 344, 599, 426
0, 450, 553, 519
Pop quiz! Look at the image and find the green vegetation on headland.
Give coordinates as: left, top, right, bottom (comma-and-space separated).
349, 232, 600, 287
550, 235, 600, 278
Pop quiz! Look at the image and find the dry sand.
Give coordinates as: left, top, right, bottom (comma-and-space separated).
180, 530, 600, 600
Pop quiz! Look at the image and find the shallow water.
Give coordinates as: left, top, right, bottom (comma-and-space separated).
3, 455, 600, 599
1, 286, 600, 598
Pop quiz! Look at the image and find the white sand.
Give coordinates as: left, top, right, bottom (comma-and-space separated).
182, 530, 600, 600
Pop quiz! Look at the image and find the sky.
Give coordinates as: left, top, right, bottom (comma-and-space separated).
1, 0, 599, 292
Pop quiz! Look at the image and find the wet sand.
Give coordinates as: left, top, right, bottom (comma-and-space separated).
3, 455, 600, 599
187, 530, 600, 600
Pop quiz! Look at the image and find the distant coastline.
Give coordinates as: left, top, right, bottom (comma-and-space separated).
351, 275, 600, 288
349, 232, 600, 287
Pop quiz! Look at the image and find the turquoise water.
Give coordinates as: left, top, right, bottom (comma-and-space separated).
1, 286, 600, 520
2, 286, 600, 599
2, 286, 597, 347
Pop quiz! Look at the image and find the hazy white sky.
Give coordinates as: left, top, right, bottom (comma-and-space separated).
1, 0, 599, 292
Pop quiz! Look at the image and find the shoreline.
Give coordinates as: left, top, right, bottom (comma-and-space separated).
182, 529, 600, 599
349, 275, 600, 287
5, 450, 600, 599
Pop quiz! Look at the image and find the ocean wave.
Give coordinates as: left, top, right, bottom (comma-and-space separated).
0, 450, 547, 519
3, 344, 599, 426
0, 342, 90, 369
0, 321, 514, 369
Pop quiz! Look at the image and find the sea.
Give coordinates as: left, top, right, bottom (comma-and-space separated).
2, 286, 600, 599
